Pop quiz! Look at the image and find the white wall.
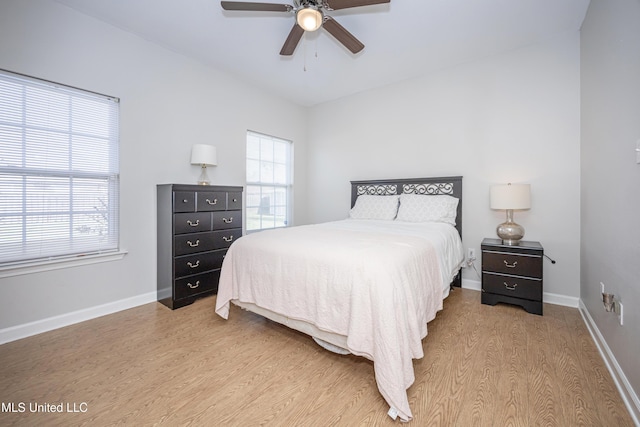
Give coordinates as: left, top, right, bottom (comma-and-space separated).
0, 0, 308, 330
580, 0, 640, 413
307, 31, 581, 300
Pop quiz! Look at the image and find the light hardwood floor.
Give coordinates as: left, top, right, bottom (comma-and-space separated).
0, 288, 634, 426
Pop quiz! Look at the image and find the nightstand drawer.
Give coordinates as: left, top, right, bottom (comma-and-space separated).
175, 270, 219, 300
482, 251, 542, 278
482, 272, 542, 301
174, 249, 226, 278
174, 212, 211, 234
212, 210, 242, 230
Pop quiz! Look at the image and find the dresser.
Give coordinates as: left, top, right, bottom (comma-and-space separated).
481, 238, 543, 315
157, 184, 243, 309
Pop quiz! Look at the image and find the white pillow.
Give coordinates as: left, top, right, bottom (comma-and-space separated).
396, 194, 458, 225
349, 195, 399, 220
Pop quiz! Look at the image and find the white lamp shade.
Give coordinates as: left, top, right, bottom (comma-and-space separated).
190, 144, 217, 166
490, 184, 531, 210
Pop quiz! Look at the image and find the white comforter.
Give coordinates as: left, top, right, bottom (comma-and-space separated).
215, 219, 464, 421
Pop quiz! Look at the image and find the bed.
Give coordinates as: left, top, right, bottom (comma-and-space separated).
215, 176, 464, 422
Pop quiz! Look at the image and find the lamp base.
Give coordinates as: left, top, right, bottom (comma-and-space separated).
197, 165, 210, 186
496, 209, 525, 245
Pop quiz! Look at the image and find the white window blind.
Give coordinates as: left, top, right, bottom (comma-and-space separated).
0, 70, 120, 266
246, 130, 292, 232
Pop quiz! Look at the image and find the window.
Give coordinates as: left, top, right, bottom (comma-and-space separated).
246, 131, 292, 232
0, 70, 120, 266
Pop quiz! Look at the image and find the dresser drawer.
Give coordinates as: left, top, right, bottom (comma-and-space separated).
197, 191, 226, 212
174, 191, 195, 213
174, 249, 226, 278
174, 212, 211, 234
482, 251, 542, 278
212, 229, 242, 249
228, 192, 242, 210
212, 210, 242, 230
482, 272, 542, 301
174, 270, 219, 300
174, 231, 216, 256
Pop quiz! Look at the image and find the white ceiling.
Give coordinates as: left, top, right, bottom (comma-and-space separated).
53, 0, 590, 107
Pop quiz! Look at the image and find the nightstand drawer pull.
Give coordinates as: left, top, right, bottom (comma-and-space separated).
222, 236, 234, 242
187, 239, 200, 247
222, 217, 233, 224
187, 260, 200, 268
187, 219, 199, 227
187, 281, 200, 289
504, 282, 518, 291
233, 198, 238, 202
503, 260, 518, 268
206, 198, 218, 205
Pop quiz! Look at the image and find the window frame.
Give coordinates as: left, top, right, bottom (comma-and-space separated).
0, 69, 121, 272
245, 130, 293, 233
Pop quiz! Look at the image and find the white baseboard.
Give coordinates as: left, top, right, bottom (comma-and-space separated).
461, 278, 579, 308
462, 277, 481, 291
0, 291, 157, 345
579, 300, 640, 426
543, 291, 579, 308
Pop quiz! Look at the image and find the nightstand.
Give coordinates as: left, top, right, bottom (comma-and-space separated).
481, 238, 543, 315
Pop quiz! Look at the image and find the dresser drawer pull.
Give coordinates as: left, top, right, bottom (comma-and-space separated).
187, 219, 200, 227
186, 239, 200, 247
233, 198, 238, 202
504, 282, 518, 291
503, 260, 518, 268
206, 198, 218, 205
222, 217, 233, 224
222, 236, 234, 243
187, 280, 200, 289
183, 199, 188, 203
187, 260, 200, 268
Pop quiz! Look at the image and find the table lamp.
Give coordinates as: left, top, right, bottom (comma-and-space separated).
490, 183, 531, 245
190, 144, 217, 185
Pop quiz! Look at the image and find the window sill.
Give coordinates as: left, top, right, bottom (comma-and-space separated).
0, 250, 128, 279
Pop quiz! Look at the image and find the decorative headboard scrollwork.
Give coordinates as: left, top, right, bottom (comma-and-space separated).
356, 184, 398, 197
402, 182, 454, 195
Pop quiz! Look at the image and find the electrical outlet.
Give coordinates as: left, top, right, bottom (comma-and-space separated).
468, 248, 476, 260
600, 282, 605, 294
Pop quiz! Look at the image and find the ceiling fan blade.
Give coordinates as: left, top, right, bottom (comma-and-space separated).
322, 17, 364, 54
325, 0, 390, 11
221, 1, 293, 12
280, 24, 305, 55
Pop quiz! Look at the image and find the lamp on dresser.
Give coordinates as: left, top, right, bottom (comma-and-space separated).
190, 144, 217, 185
490, 183, 531, 245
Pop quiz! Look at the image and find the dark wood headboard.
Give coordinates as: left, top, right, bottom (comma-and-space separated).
350, 176, 463, 287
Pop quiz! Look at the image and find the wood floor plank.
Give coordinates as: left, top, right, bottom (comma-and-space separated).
0, 289, 634, 426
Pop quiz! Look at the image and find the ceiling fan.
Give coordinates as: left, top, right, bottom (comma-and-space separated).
221, 0, 390, 56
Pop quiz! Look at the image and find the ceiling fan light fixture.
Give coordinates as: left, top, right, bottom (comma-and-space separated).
296, 7, 323, 31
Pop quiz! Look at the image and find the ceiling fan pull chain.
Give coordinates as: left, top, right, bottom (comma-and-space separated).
303, 35, 307, 71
